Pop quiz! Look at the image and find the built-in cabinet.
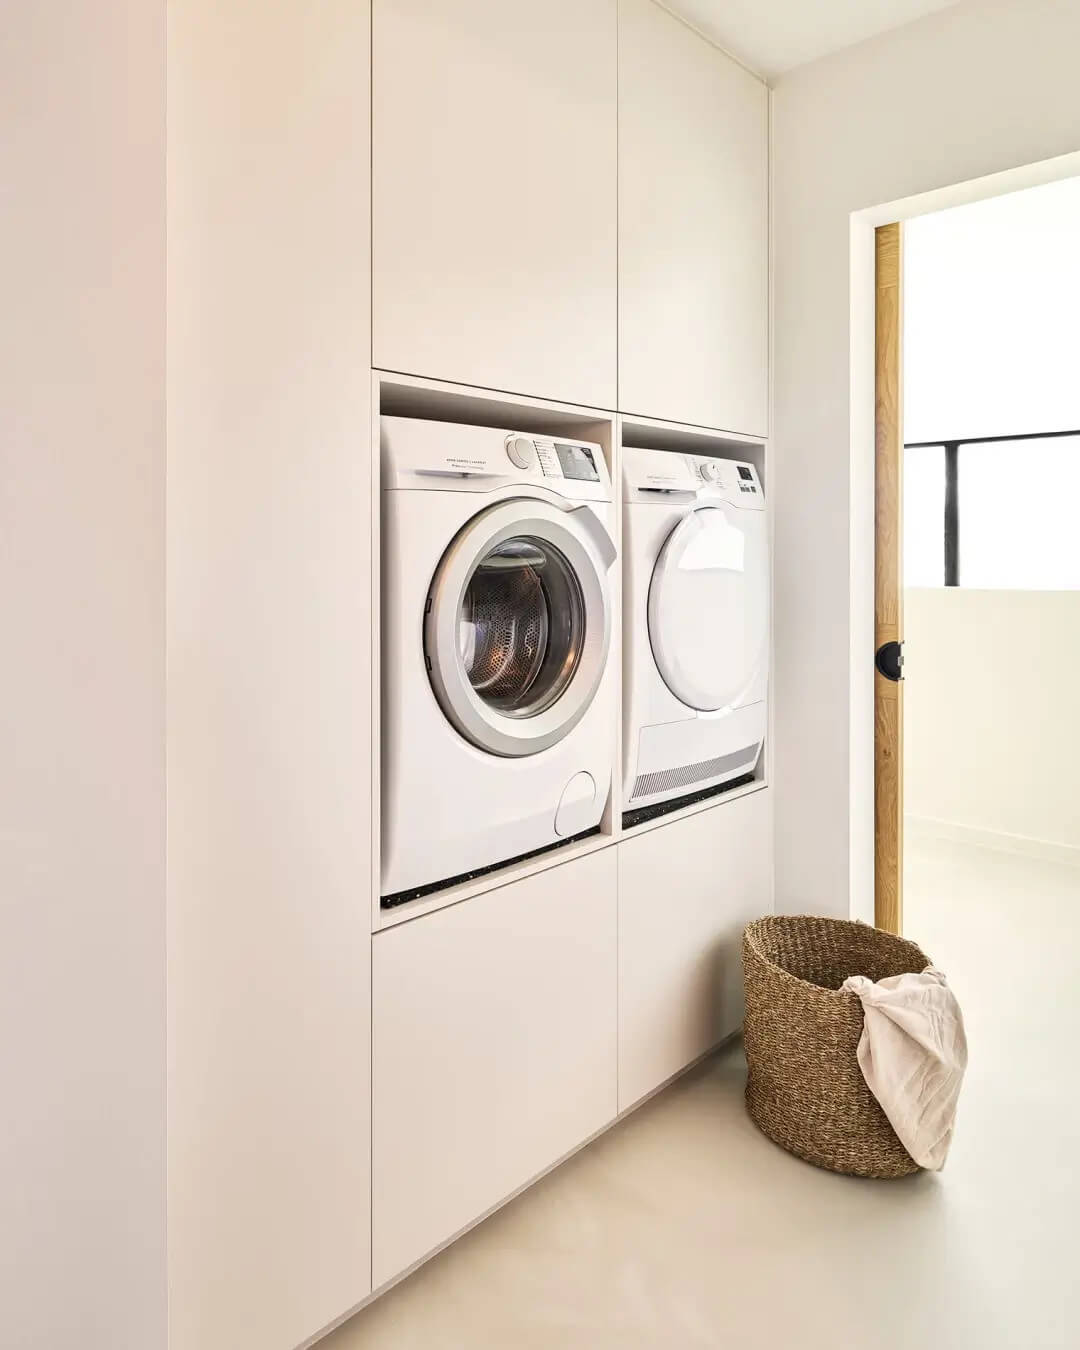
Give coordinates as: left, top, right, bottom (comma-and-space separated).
169, 2, 772, 1346
372, 0, 618, 409
372, 850, 618, 1286
618, 0, 769, 434
617, 792, 772, 1111
370, 788, 772, 1297
373, 0, 768, 437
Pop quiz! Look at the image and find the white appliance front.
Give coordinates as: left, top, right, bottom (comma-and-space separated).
622, 446, 768, 814
382, 416, 617, 903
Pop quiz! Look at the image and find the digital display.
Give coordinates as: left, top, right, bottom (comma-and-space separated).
555, 443, 600, 482
738, 465, 754, 481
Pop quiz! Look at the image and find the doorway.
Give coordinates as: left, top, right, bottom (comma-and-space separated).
872, 174, 1080, 932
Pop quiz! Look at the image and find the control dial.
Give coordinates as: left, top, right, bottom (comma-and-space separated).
505, 435, 535, 470
699, 461, 723, 483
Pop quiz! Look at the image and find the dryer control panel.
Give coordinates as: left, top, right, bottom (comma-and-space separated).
622, 445, 764, 509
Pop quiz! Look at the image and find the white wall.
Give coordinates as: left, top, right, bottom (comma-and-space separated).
905, 588, 1080, 854
0, 4, 166, 1347
771, 0, 1080, 919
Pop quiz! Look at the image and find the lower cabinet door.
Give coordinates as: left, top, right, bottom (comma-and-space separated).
372, 849, 618, 1288
617, 790, 772, 1112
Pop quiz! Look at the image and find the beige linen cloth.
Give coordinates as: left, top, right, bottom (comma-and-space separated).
840, 966, 968, 1171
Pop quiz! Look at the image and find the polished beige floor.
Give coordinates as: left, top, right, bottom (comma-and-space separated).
328, 836, 1080, 1349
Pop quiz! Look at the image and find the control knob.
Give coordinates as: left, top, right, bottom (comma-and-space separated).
505, 435, 535, 470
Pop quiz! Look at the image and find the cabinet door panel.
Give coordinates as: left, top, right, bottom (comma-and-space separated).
167, 3, 373, 1347
373, 850, 618, 1288
373, 0, 617, 408
618, 792, 772, 1111
619, 0, 768, 434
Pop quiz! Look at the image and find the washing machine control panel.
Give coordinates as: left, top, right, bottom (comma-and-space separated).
506, 434, 602, 483
553, 441, 601, 482
381, 417, 610, 499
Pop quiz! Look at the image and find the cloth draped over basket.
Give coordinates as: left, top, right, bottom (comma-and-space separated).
842, 967, 967, 1170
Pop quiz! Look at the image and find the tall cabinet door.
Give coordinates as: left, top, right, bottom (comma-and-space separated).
373, 0, 617, 408
167, 3, 372, 1348
618, 791, 773, 1112
619, 0, 768, 435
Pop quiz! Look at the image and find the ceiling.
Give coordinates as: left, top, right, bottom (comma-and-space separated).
665, 0, 961, 79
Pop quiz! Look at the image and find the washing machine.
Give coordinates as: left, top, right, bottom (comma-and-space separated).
381, 416, 618, 905
622, 445, 768, 820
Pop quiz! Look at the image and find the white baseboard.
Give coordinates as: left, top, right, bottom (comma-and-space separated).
905, 814, 1080, 867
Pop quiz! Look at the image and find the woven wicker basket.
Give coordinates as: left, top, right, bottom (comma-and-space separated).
743, 915, 931, 1179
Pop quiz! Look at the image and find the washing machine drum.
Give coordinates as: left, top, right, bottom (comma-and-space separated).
425, 499, 614, 757
648, 504, 769, 713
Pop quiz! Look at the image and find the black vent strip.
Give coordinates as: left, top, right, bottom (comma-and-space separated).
381, 826, 602, 910
621, 772, 758, 831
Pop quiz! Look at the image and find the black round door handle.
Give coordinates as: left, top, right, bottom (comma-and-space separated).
875, 640, 904, 682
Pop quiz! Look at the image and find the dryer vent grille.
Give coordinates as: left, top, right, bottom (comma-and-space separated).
631, 744, 760, 802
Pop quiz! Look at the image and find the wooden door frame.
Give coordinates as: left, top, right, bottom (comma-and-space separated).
856, 155, 1080, 937
874, 222, 903, 934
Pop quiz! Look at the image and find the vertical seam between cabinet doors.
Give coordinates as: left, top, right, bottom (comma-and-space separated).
765, 82, 774, 824
369, 0, 375, 363
368, 0, 375, 1295
766, 81, 772, 444
615, 0, 620, 433
614, 0, 621, 1114
615, 833, 620, 1111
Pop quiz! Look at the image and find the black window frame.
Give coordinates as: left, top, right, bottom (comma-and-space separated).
904, 428, 1080, 587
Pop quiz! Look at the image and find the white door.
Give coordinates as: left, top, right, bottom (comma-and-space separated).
648, 505, 768, 711
426, 499, 615, 756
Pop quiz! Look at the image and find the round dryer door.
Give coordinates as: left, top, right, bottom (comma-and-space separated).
425, 498, 614, 757
648, 504, 768, 712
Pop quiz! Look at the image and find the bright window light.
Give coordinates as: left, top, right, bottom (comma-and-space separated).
904, 175, 1080, 591
960, 438, 1080, 589
904, 445, 944, 587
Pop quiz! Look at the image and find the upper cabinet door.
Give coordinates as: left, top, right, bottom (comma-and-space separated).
619, 0, 768, 436
373, 0, 617, 409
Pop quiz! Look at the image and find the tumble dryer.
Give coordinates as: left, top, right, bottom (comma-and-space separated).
381, 416, 618, 905
622, 446, 768, 820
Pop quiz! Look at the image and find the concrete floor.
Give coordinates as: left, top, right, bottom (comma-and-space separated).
327, 835, 1080, 1349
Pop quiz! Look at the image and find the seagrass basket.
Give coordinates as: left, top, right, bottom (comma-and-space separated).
742, 915, 931, 1179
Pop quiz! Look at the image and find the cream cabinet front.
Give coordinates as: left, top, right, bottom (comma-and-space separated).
618, 0, 768, 435
617, 791, 772, 1112
373, 0, 617, 409
167, 2, 373, 1349
372, 849, 618, 1289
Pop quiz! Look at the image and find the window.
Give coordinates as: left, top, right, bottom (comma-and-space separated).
903, 444, 945, 587
904, 434, 1080, 589
960, 438, 1080, 589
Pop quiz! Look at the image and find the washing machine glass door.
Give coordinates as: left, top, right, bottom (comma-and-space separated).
425, 498, 614, 757
648, 505, 768, 712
